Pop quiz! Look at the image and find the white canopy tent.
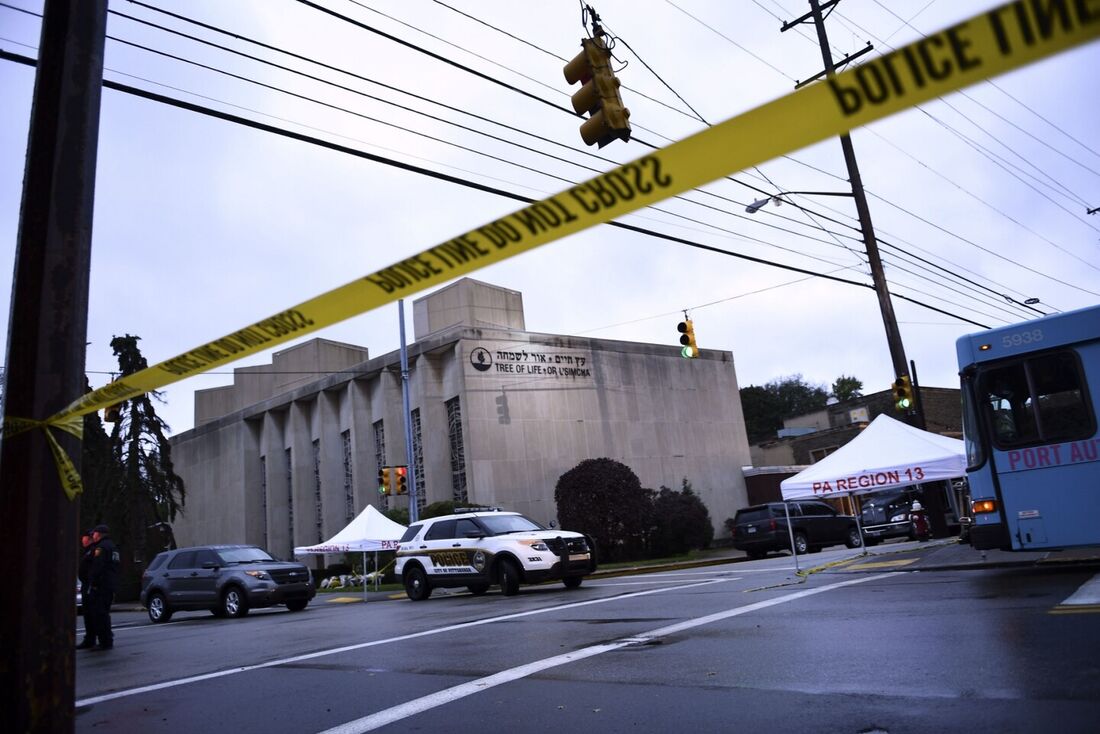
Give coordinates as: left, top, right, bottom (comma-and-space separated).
780, 413, 965, 501
294, 504, 406, 555
778, 414, 965, 564
294, 505, 407, 595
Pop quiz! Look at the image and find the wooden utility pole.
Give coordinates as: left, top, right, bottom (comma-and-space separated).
790, 0, 911, 384
0, 1, 106, 730
782, 0, 949, 536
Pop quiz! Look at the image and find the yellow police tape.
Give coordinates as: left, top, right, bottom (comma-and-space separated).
4, 1, 1098, 500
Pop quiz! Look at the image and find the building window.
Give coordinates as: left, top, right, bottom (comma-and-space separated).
373, 420, 386, 509
412, 408, 426, 515
342, 430, 354, 522
809, 446, 839, 463
259, 455, 268, 548
446, 397, 467, 503
312, 439, 323, 543
285, 447, 294, 547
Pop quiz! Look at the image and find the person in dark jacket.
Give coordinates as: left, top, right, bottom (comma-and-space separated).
76, 530, 96, 649
86, 524, 119, 651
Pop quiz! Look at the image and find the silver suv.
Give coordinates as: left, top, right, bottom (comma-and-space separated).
140, 545, 315, 623
395, 509, 597, 601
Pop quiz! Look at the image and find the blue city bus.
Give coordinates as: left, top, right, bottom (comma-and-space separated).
956, 303, 1100, 551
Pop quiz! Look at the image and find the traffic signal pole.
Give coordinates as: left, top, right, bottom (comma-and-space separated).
398, 299, 419, 523
0, 1, 107, 729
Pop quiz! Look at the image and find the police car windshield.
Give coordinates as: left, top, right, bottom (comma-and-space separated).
479, 514, 544, 535
217, 547, 276, 564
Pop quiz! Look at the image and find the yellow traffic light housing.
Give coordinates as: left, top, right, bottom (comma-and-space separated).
563, 36, 631, 148
104, 402, 124, 422
378, 466, 393, 495
892, 376, 914, 411
395, 466, 409, 495
678, 319, 698, 358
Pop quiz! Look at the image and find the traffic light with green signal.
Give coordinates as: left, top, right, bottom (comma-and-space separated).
395, 466, 409, 495
563, 36, 631, 147
678, 319, 698, 358
378, 466, 392, 495
892, 376, 914, 411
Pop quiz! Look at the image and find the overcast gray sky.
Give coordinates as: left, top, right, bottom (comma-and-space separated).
2, 0, 1098, 437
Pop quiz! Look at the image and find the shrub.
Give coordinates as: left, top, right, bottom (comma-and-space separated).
555, 458, 652, 562
647, 480, 713, 558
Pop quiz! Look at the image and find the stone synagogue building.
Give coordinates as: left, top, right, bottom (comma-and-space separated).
169, 279, 753, 561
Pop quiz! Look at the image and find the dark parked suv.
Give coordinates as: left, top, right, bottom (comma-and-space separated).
730, 501, 862, 559
140, 545, 315, 623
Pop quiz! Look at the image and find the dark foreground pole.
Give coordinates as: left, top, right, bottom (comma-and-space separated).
0, 1, 106, 730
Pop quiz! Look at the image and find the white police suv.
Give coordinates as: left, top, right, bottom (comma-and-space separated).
395, 508, 597, 600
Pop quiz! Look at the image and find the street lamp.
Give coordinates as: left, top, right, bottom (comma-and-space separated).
744, 190, 854, 214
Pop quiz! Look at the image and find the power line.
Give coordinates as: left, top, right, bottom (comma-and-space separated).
104, 4, 1066, 320
648, 0, 1099, 292
99, 5, 891, 282
831, 7, 1099, 222
0, 7, 1053, 326
871, 0, 1100, 164
324, 0, 1074, 314
2, 48, 992, 330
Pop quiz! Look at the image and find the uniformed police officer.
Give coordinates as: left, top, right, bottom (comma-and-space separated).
76, 529, 97, 649
86, 524, 119, 651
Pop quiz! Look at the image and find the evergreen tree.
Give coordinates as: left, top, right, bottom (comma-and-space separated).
97, 335, 186, 597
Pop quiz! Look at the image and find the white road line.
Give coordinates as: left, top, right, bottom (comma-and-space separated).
588, 577, 740, 586
76, 578, 728, 707
1061, 573, 1100, 606
317, 573, 896, 734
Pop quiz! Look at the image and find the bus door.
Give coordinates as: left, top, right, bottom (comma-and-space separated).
974, 349, 1098, 550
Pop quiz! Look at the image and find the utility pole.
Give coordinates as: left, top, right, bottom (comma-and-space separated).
398, 300, 419, 523
0, 0, 107, 730
783, 1, 943, 534
783, 1, 911, 386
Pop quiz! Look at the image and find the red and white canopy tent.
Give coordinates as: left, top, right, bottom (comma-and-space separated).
780, 414, 965, 501
779, 414, 965, 560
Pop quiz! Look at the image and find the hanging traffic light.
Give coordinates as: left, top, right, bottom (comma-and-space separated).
563, 36, 630, 148
104, 401, 124, 422
678, 319, 698, 358
496, 393, 510, 424
892, 376, 914, 411
395, 466, 409, 495
378, 466, 393, 495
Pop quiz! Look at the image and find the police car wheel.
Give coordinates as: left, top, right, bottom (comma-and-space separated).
467, 584, 490, 596
562, 576, 583, 590
499, 559, 521, 596
404, 566, 431, 601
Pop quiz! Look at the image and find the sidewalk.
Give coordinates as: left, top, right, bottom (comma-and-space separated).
815, 538, 1100, 574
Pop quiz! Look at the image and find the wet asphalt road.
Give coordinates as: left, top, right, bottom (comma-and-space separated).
74, 548, 1100, 734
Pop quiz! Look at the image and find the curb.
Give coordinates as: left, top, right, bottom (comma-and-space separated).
590, 556, 748, 579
